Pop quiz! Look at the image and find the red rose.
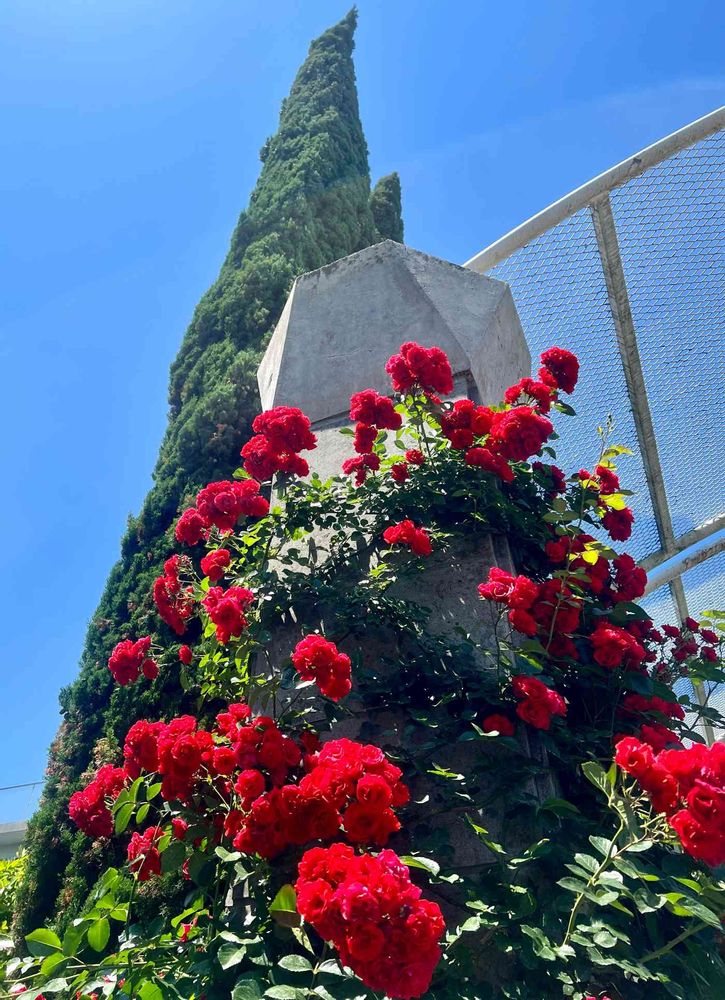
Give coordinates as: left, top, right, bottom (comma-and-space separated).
202, 586, 255, 644
291, 635, 352, 702
385, 341, 454, 395
465, 447, 514, 482
200, 548, 231, 583
349, 389, 402, 430
481, 714, 515, 737
489, 406, 553, 463
383, 520, 432, 556
602, 506, 634, 542
590, 623, 645, 670
669, 808, 725, 867
615, 736, 654, 779
354, 422, 378, 454
538, 347, 579, 393
108, 636, 152, 686
504, 377, 555, 412
175, 507, 207, 546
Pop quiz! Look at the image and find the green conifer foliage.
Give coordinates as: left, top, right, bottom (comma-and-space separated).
15, 8, 402, 936
369, 172, 404, 242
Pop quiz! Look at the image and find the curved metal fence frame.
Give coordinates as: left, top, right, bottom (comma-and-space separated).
464, 107, 725, 611
464, 108, 725, 741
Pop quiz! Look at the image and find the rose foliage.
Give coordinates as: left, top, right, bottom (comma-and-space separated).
3, 341, 724, 1000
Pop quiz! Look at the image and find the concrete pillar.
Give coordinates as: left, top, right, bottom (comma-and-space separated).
255, 242, 547, 948
258, 240, 530, 479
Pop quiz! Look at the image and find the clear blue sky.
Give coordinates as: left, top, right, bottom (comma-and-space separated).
1, 0, 723, 821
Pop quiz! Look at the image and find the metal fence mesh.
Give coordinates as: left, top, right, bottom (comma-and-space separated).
485, 124, 724, 739
610, 130, 725, 540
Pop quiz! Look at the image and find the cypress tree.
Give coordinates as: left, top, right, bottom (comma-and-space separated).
370, 172, 404, 242
15, 8, 403, 936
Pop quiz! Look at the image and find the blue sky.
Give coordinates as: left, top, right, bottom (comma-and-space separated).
0, 0, 723, 821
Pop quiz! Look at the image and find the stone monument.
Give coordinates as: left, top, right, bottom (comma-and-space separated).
256, 241, 549, 941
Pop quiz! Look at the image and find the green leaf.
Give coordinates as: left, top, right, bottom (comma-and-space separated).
269, 884, 300, 927
278, 954, 313, 973
589, 835, 613, 856
161, 840, 186, 874
215, 846, 243, 863
624, 839, 654, 853
558, 877, 589, 894
61, 922, 86, 957
87, 917, 110, 953
114, 802, 134, 834
25, 928, 62, 956
218, 942, 247, 970
520, 924, 556, 961
232, 981, 263, 1000
138, 983, 164, 1000
136, 802, 151, 824
265, 988, 307, 999
398, 855, 440, 876
581, 761, 613, 797
40, 952, 66, 976
146, 782, 162, 801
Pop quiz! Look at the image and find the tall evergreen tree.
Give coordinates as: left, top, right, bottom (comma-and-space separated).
370, 172, 404, 242
15, 8, 403, 936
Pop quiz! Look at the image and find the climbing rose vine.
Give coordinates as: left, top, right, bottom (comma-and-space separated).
4, 340, 724, 1000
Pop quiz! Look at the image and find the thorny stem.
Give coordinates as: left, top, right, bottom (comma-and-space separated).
639, 920, 708, 964
562, 813, 625, 948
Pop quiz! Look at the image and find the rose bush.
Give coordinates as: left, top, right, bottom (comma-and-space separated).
2, 340, 724, 1000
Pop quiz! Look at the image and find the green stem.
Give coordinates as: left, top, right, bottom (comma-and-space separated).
639, 920, 708, 964
562, 815, 625, 947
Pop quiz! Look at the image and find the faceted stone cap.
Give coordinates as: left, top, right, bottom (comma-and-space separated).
258, 240, 530, 423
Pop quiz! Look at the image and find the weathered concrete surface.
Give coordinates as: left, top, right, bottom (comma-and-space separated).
253, 242, 551, 954
258, 240, 530, 425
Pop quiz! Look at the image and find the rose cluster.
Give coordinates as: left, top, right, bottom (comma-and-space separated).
511, 675, 567, 731
71, 703, 410, 875
615, 738, 725, 866
68, 764, 127, 838
107, 636, 157, 686
296, 844, 445, 999
443, 346, 577, 482
383, 519, 432, 556
153, 555, 194, 635
291, 635, 352, 701
343, 388, 402, 485
227, 736, 409, 860
478, 567, 582, 659
241, 406, 316, 480
127, 825, 164, 882
385, 341, 454, 396
655, 619, 722, 668
545, 538, 646, 604
202, 585, 255, 644
175, 478, 268, 545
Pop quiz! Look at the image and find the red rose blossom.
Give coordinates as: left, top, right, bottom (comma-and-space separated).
202, 586, 255, 644
349, 389, 402, 430
383, 520, 432, 556
538, 347, 579, 394
108, 636, 153, 686
489, 406, 553, 463
481, 714, 515, 737
385, 342, 453, 396
292, 635, 352, 702
296, 845, 444, 999
200, 548, 231, 583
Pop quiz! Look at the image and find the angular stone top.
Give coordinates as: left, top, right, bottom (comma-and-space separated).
258, 240, 530, 423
